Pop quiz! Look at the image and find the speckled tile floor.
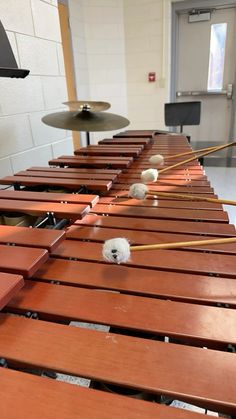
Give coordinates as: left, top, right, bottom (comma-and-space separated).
205, 167, 236, 226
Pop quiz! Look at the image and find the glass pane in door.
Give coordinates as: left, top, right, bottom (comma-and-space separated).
207, 22, 227, 91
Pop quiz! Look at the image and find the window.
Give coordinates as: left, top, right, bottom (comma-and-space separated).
207, 23, 227, 91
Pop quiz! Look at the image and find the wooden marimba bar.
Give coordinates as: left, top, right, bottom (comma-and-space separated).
0, 131, 235, 418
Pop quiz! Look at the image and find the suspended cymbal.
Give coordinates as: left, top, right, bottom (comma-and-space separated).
63, 100, 111, 112
42, 110, 130, 132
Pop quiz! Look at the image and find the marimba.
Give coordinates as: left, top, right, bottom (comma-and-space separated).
0, 131, 235, 418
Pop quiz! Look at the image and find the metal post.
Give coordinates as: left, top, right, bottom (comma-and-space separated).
86, 131, 90, 145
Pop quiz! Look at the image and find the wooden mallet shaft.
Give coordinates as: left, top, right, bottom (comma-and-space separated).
159, 141, 236, 174
148, 191, 236, 206
164, 144, 219, 159
130, 236, 236, 252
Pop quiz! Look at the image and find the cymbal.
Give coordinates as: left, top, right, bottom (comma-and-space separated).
42, 110, 130, 132
63, 100, 111, 112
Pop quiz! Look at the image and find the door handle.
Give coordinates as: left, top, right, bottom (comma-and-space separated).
226, 83, 233, 99
176, 85, 233, 99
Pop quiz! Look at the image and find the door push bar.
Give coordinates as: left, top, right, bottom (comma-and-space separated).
176, 84, 233, 99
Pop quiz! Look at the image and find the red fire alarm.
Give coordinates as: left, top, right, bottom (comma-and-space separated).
148, 72, 156, 82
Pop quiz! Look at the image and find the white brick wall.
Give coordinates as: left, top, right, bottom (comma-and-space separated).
31, 0, 62, 42
17, 35, 60, 76
68, 0, 128, 145
68, 0, 175, 137
0, 114, 33, 157
0, 0, 72, 178
11, 145, 53, 173
124, 0, 168, 130
0, 0, 35, 35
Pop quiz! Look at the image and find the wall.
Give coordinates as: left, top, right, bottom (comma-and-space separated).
69, 0, 89, 100
0, 0, 73, 181
68, 0, 128, 144
0, 0, 178, 171
124, 0, 170, 130
68, 0, 176, 139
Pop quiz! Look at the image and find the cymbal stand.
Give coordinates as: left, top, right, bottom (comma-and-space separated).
86, 131, 90, 145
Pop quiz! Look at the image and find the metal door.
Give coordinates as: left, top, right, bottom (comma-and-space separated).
173, 6, 236, 163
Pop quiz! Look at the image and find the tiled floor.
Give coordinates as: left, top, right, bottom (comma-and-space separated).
205, 167, 236, 226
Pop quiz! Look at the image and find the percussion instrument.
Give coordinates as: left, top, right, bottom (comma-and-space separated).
63, 100, 111, 112
42, 101, 130, 147
41, 109, 130, 132
0, 130, 235, 418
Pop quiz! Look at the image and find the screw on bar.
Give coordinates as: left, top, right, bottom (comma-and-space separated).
25, 311, 39, 320
0, 358, 8, 368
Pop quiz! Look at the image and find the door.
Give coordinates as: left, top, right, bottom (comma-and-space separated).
174, 6, 236, 161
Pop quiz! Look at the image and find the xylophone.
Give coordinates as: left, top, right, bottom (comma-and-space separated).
0, 131, 235, 418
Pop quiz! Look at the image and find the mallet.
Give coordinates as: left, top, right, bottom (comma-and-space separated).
149, 141, 236, 168
129, 183, 236, 206
159, 141, 236, 174
164, 144, 221, 159
103, 236, 236, 264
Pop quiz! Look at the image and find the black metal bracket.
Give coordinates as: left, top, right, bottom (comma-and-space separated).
33, 215, 49, 229
48, 218, 69, 230
33, 213, 69, 230
33, 212, 56, 228
86, 131, 90, 146
13, 183, 21, 191
74, 186, 87, 194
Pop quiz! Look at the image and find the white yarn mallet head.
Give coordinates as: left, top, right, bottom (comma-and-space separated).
103, 236, 236, 264
149, 154, 164, 166
129, 183, 148, 200
102, 238, 130, 264
141, 168, 158, 183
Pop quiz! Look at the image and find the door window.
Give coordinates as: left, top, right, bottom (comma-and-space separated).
207, 22, 227, 91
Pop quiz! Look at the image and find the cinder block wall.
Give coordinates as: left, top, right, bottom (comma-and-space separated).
69, 0, 128, 145
124, 0, 171, 130
0, 0, 73, 180
68, 0, 175, 139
